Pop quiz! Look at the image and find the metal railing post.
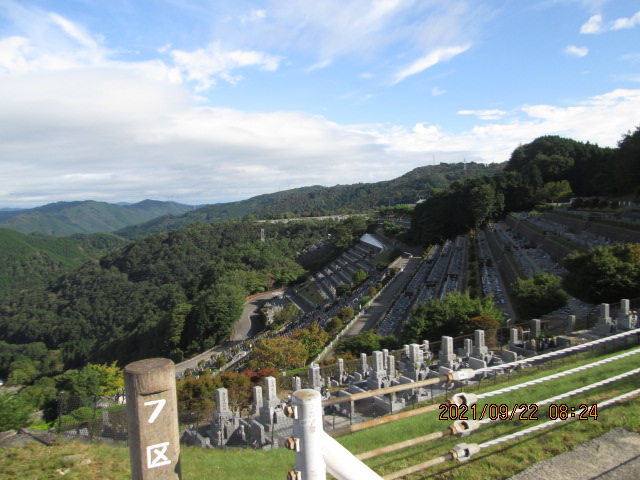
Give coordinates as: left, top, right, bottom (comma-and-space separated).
289, 389, 326, 480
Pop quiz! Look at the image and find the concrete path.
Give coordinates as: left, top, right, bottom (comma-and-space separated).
508, 427, 640, 480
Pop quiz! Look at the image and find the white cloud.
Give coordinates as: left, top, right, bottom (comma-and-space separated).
564, 45, 589, 57
580, 10, 640, 34
215, 0, 493, 78
1, 1, 639, 208
431, 87, 446, 96
393, 44, 471, 84
612, 10, 640, 30
381, 89, 640, 163
1, 80, 639, 206
580, 14, 604, 34
458, 109, 508, 120
49, 13, 99, 50
170, 42, 281, 90
239, 9, 266, 25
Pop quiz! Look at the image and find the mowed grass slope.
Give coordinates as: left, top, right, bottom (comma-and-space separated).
1, 344, 638, 480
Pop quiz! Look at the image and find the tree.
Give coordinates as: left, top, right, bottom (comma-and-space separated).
0, 392, 33, 430
614, 126, 640, 194
292, 324, 329, 362
325, 317, 342, 336
336, 284, 350, 296
334, 331, 398, 356
468, 315, 501, 348
352, 269, 367, 286
252, 337, 308, 370
337, 307, 355, 324
177, 375, 217, 413
218, 372, 252, 412
404, 292, 503, 343
562, 244, 640, 303
536, 180, 573, 203
7, 358, 38, 385
510, 273, 569, 320
90, 362, 124, 398
182, 283, 244, 354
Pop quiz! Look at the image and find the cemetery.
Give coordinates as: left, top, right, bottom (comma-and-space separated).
187, 298, 638, 454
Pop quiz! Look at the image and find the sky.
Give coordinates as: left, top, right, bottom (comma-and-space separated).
0, 0, 639, 208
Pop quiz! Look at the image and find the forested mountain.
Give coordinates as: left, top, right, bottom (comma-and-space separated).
0, 218, 352, 368
0, 200, 193, 236
116, 162, 504, 239
2, 127, 637, 377
0, 229, 128, 298
410, 127, 640, 245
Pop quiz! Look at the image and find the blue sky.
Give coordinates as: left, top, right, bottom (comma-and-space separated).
0, 0, 638, 208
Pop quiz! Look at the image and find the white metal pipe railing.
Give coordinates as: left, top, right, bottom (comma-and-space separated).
322, 432, 382, 480
287, 389, 382, 480
289, 389, 326, 480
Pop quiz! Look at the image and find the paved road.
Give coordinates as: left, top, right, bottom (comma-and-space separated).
343, 255, 422, 338
231, 290, 284, 342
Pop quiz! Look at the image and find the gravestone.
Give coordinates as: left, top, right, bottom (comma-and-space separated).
358, 353, 369, 377
252, 386, 263, 415
334, 358, 348, 385
388, 355, 396, 379
464, 338, 473, 356
210, 388, 237, 446
617, 299, 638, 330
531, 319, 541, 339
509, 328, 520, 347
292, 376, 302, 393
367, 351, 390, 390
250, 420, 266, 448
565, 315, 576, 335
259, 377, 284, 431
308, 363, 322, 391
422, 340, 433, 361
471, 329, 489, 362
594, 303, 614, 335
438, 336, 456, 370
406, 343, 427, 381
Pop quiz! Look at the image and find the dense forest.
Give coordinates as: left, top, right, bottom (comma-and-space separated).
0, 229, 128, 298
410, 127, 640, 245
0, 218, 367, 370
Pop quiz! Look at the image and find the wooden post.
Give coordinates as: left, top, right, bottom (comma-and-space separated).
125, 358, 181, 479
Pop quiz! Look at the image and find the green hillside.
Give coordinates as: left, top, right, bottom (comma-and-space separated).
117, 162, 504, 239
0, 229, 128, 298
0, 200, 193, 237
0, 218, 346, 368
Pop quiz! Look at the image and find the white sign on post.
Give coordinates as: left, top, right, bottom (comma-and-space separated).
147, 442, 172, 469
144, 399, 167, 424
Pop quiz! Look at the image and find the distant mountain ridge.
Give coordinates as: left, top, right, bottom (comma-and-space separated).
0, 199, 194, 237
117, 162, 505, 238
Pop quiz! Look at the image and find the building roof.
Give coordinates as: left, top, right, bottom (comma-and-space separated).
359, 233, 385, 251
